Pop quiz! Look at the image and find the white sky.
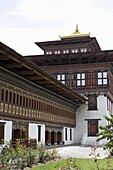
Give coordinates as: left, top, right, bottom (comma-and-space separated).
0, 0, 113, 55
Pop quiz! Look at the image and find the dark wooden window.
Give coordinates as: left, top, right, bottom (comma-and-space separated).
20, 95, 22, 106
39, 101, 41, 111
38, 125, 41, 142
5, 90, 8, 102
65, 73, 76, 87
23, 96, 25, 107
29, 98, 31, 108
16, 94, 19, 105
88, 94, 97, 110
88, 120, 98, 136
86, 72, 97, 86
26, 97, 28, 107
70, 129, 72, 140
13, 93, 16, 104
65, 128, 67, 141
0, 123, 4, 143
34, 100, 36, 109
9, 91, 12, 103
37, 101, 39, 109
1, 88, 4, 101
32, 99, 34, 109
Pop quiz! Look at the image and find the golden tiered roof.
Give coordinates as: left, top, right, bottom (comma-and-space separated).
60, 24, 90, 39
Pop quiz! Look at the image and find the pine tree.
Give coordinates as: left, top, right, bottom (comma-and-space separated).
97, 113, 113, 156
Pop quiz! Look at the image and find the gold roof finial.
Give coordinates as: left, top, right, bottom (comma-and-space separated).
59, 24, 90, 39
76, 24, 80, 33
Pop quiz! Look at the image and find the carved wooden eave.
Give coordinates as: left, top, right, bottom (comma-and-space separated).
0, 41, 86, 105
35, 37, 101, 52
35, 25, 101, 52
39, 62, 111, 72
25, 50, 113, 66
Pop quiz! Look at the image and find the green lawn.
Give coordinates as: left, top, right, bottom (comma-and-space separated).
31, 158, 113, 170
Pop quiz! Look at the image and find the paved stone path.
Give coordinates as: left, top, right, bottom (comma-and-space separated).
57, 145, 109, 159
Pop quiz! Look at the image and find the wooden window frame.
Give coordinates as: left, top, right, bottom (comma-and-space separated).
70, 129, 72, 140
98, 71, 107, 85
77, 73, 85, 86
57, 74, 66, 84
87, 120, 99, 137
86, 72, 97, 86
1, 88, 4, 101
88, 94, 97, 110
65, 128, 67, 141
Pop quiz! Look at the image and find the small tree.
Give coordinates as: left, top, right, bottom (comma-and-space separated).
97, 113, 113, 155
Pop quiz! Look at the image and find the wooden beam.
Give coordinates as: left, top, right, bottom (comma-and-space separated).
26, 75, 43, 81
0, 49, 7, 55
57, 56, 62, 65
0, 55, 9, 61
6, 63, 23, 68
18, 70, 34, 75
67, 55, 71, 64
35, 80, 51, 85
46, 58, 54, 65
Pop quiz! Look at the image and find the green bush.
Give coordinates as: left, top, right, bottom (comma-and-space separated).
97, 113, 113, 156
55, 158, 80, 170
0, 140, 59, 169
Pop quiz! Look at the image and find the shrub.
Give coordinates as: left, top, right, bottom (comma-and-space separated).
0, 140, 59, 169
55, 158, 80, 170
97, 113, 113, 156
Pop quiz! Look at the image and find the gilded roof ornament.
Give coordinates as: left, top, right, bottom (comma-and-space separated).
59, 24, 90, 39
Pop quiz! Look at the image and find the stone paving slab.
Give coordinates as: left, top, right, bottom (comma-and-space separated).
57, 146, 109, 159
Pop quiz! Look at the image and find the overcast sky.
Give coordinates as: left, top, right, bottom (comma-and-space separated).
0, 0, 113, 55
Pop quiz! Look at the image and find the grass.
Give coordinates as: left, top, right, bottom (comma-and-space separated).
31, 158, 113, 170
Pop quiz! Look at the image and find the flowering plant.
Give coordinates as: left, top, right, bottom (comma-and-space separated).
0, 163, 2, 169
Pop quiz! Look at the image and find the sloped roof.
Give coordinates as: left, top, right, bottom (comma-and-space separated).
0, 41, 87, 105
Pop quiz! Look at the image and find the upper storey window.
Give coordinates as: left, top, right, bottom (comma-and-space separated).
46, 51, 52, 55
63, 50, 69, 54
71, 49, 78, 53
54, 50, 61, 54
57, 74, 66, 84
81, 48, 87, 53
98, 72, 107, 85
77, 73, 85, 86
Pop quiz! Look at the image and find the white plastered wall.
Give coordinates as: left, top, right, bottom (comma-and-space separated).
75, 95, 108, 146
29, 123, 45, 144
63, 127, 75, 145
0, 120, 12, 142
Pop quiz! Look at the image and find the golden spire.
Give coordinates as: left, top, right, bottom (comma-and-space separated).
75, 24, 80, 33
59, 24, 90, 39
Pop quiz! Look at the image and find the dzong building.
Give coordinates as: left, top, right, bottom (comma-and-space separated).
1, 25, 113, 146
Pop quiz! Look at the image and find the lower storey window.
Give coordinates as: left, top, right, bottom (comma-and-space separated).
70, 129, 72, 140
88, 120, 98, 136
0, 123, 4, 143
65, 128, 67, 140
38, 125, 41, 142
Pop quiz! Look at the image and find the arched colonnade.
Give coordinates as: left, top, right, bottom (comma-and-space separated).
45, 128, 62, 145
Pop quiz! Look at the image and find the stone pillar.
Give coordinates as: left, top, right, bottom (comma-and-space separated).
54, 132, 57, 145
48, 132, 51, 145
59, 133, 63, 144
